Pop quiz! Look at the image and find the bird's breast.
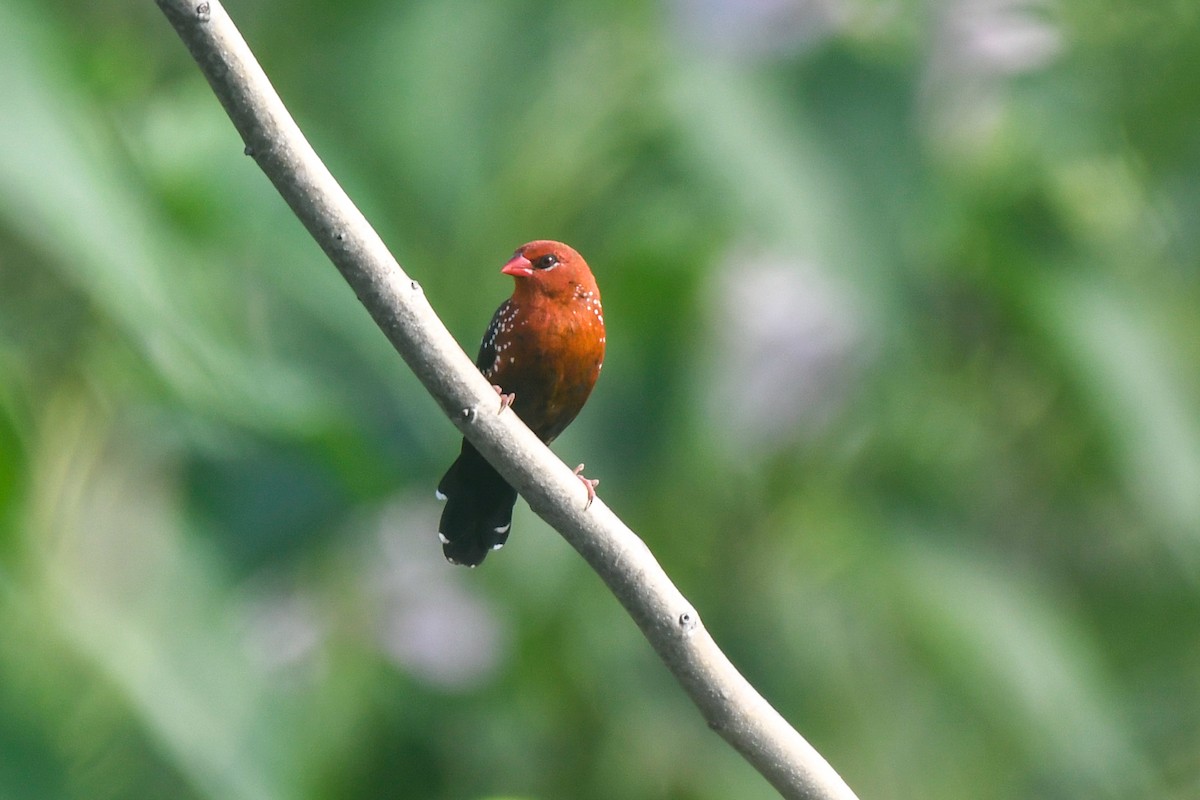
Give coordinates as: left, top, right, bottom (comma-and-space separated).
488, 297, 604, 442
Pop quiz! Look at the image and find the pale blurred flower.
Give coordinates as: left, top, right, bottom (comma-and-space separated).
236, 500, 506, 690
704, 252, 862, 462
923, 0, 1063, 150
367, 500, 507, 690
670, 0, 852, 57
945, 0, 1062, 75
240, 586, 324, 675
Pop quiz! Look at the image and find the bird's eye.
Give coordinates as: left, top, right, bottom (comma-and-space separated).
533, 254, 559, 270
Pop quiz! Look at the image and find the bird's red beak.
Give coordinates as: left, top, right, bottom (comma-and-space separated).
501, 254, 535, 277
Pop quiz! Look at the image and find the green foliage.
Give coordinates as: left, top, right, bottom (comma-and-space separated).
1, 0, 1198, 797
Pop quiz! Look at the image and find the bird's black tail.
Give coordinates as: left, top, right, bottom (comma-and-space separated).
436, 441, 518, 567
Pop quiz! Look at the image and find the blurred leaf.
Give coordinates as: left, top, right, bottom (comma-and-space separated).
1033, 270, 1200, 557
0, 1, 329, 434
24, 394, 296, 800
898, 539, 1157, 797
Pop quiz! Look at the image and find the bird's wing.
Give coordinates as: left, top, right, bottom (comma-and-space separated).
474, 298, 512, 378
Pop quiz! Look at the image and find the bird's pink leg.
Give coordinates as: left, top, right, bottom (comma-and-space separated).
491, 384, 515, 413
573, 463, 599, 509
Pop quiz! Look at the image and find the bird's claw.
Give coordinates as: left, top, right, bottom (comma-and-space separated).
492, 384, 515, 413
573, 463, 599, 510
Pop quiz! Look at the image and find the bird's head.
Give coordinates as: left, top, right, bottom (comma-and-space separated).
501, 240, 597, 301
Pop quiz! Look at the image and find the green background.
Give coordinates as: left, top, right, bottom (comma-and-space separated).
1, 0, 1198, 798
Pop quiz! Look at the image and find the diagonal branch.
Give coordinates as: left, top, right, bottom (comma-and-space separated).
154, 2, 859, 798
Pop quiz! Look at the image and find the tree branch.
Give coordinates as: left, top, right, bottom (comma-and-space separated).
153, 2, 860, 798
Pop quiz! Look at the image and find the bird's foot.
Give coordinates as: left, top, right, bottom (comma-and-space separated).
491, 385, 515, 413
573, 464, 599, 510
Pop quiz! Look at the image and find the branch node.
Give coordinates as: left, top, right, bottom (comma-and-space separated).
461, 406, 477, 423
195, 2, 211, 21
678, 609, 698, 635
410, 280, 421, 292
243, 144, 255, 157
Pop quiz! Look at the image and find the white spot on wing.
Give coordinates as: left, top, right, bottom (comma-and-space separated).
438, 532, 450, 544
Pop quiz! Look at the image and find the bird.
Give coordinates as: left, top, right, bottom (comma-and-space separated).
436, 240, 606, 567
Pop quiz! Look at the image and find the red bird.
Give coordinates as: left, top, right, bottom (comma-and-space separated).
437, 240, 606, 566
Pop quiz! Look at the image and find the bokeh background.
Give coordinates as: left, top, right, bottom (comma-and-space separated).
2, 0, 1199, 798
